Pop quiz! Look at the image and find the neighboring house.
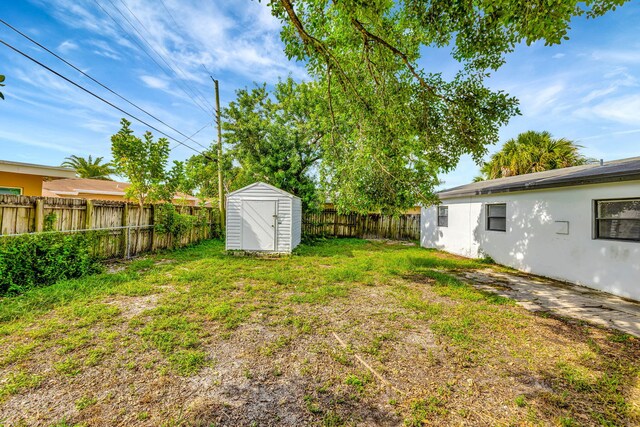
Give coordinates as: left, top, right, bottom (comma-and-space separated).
0, 160, 76, 196
421, 157, 640, 301
42, 178, 200, 205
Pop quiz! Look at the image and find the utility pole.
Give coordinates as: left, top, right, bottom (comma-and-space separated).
212, 77, 225, 232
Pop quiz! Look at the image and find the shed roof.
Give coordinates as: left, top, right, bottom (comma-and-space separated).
227, 182, 300, 199
438, 157, 640, 199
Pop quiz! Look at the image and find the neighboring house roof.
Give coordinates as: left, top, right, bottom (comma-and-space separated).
42, 178, 198, 201
227, 181, 300, 199
438, 157, 640, 199
0, 159, 76, 179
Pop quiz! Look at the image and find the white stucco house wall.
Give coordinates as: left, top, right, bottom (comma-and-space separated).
421, 157, 640, 301
226, 182, 302, 253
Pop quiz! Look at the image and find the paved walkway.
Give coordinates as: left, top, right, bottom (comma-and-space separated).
456, 269, 640, 337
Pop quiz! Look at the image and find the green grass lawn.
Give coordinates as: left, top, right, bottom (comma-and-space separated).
0, 238, 638, 426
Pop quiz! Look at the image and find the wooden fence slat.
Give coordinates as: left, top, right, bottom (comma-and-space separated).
302, 209, 420, 241
0, 195, 221, 259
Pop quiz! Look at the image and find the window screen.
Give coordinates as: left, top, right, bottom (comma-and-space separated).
0, 187, 22, 195
595, 199, 640, 241
437, 206, 448, 227
487, 203, 506, 232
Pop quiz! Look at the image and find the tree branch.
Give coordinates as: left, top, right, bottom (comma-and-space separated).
278, 0, 371, 110
350, 17, 445, 100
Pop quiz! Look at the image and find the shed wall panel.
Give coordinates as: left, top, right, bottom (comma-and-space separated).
291, 197, 302, 249
226, 182, 300, 253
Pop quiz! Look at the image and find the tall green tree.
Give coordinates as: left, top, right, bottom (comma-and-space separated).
110, 118, 183, 206
267, 0, 625, 211
223, 78, 326, 211
479, 131, 590, 180
61, 155, 114, 180
184, 150, 245, 203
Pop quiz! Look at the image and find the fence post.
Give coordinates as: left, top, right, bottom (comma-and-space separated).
34, 199, 44, 232
150, 204, 155, 252
121, 203, 129, 257
126, 226, 131, 259
85, 200, 94, 230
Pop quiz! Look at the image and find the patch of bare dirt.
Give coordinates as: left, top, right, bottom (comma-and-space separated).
105, 294, 160, 318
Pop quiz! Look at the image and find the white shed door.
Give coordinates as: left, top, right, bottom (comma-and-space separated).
242, 200, 276, 251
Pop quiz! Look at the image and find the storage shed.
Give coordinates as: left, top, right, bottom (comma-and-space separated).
226, 182, 302, 253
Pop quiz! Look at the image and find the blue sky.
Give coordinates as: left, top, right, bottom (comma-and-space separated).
1, 0, 639, 190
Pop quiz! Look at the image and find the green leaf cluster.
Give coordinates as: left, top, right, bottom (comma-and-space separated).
0, 74, 5, 100
111, 119, 185, 205
223, 78, 325, 211
265, 0, 625, 212
60, 155, 114, 180
0, 231, 103, 296
154, 204, 208, 242
478, 130, 592, 180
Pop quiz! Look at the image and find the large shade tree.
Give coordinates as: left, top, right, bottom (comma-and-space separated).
479, 131, 591, 180
267, 0, 626, 212
61, 155, 114, 180
223, 78, 326, 211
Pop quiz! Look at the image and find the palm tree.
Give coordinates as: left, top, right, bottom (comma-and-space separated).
479, 131, 590, 180
61, 155, 114, 180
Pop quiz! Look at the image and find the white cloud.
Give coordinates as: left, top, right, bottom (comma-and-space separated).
518, 82, 565, 116
552, 53, 565, 59
58, 40, 78, 53
588, 94, 640, 125
140, 75, 169, 90
591, 50, 640, 64
87, 39, 122, 61
35, 0, 306, 85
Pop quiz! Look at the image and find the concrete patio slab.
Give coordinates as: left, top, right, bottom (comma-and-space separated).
456, 269, 640, 338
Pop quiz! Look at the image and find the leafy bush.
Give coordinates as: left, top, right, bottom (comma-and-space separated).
0, 231, 103, 296
155, 204, 208, 243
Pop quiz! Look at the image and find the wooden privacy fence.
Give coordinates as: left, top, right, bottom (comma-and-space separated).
303, 209, 421, 241
0, 195, 221, 258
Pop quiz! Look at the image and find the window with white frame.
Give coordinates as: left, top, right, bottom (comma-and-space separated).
0, 187, 22, 195
437, 206, 448, 227
595, 198, 640, 242
486, 203, 506, 232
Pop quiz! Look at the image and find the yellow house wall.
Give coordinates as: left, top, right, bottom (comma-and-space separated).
0, 171, 44, 196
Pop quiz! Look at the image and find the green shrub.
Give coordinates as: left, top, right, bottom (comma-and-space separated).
0, 231, 103, 296
155, 204, 208, 246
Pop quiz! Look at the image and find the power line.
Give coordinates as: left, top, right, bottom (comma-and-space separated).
170, 121, 213, 151
158, 0, 182, 32
0, 38, 212, 158
116, 0, 214, 112
98, 0, 213, 115
101, 0, 214, 115
0, 18, 211, 151
91, 0, 214, 117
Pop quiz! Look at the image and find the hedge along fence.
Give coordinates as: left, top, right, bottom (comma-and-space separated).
0, 195, 221, 258
0, 195, 221, 296
303, 209, 421, 241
